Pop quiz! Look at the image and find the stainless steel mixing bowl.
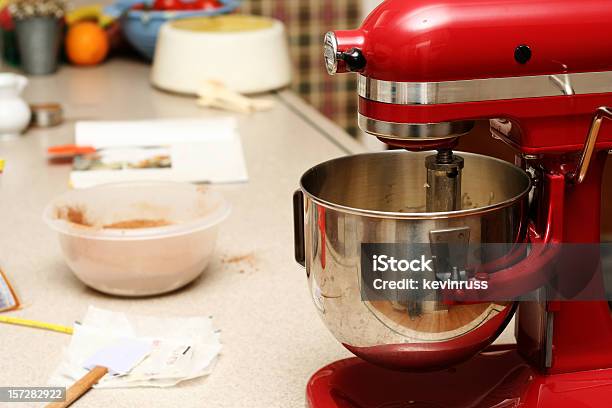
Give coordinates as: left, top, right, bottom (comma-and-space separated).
294, 151, 531, 370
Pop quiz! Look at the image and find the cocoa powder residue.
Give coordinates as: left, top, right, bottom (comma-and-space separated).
55, 206, 92, 227
56, 206, 172, 230
103, 219, 172, 229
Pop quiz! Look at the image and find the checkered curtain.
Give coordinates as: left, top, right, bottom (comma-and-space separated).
240, 0, 362, 136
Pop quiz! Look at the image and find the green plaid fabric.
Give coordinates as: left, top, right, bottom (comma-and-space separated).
240, 0, 362, 135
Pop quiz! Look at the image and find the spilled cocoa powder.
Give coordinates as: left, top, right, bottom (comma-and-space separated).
224, 254, 255, 264
221, 252, 259, 274
56, 206, 172, 230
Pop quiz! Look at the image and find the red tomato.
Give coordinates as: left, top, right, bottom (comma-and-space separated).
202, 0, 223, 9
153, 0, 184, 10
0, 7, 14, 30
179, 0, 199, 10
189, 0, 222, 10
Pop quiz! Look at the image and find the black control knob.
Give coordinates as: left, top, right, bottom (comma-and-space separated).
514, 45, 532, 64
339, 48, 367, 73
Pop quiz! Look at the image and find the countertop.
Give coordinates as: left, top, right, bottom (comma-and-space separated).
0, 59, 515, 408
0, 59, 365, 407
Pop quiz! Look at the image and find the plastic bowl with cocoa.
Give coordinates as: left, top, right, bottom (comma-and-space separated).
43, 181, 231, 296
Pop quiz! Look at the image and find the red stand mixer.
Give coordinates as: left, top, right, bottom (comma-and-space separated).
293, 0, 612, 407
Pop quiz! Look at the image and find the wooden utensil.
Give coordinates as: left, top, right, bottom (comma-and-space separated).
45, 338, 152, 408
46, 366, 108, 408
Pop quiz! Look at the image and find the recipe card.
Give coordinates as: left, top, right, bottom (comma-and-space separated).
70, 118, 248, 188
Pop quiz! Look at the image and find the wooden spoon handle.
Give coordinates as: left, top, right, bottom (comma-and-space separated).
46, 366, 108, 408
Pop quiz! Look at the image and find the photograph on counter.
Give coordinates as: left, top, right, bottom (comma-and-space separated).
73, 146, 172, 172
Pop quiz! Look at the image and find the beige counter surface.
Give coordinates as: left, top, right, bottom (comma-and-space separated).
0, 59, 365, 407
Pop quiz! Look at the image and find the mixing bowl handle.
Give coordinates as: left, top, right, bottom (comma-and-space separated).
454, 172, 565, 301
293, 190, 306, 267
485, 172, 564, 299
476, 227, 559, 300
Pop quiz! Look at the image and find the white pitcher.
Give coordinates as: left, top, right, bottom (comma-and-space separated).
0, 73, 31, 139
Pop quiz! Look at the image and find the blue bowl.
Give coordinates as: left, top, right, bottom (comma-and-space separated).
119, 0, 240, 60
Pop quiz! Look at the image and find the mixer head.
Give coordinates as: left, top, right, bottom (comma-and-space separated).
325, 0, 612, 154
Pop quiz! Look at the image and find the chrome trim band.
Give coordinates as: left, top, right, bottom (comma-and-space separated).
359, 71, 612, 105
358, 114, 474, 141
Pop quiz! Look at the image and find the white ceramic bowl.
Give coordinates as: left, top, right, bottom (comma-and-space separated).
43, 181, 230, 297
151, 15, 292, 94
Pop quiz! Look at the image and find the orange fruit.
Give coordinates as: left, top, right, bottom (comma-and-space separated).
65, 22, 110, 66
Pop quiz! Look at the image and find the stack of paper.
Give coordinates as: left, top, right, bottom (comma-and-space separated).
49, 307, 222, 388
70, 118, 248, 188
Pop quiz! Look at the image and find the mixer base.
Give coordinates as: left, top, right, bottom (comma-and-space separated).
306, 349, 612, 408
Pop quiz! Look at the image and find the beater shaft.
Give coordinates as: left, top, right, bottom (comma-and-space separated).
426, 150, 464, 212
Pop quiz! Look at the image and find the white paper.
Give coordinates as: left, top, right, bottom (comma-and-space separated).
49, 307, 222, 389
70, 118, 248, 188
84, 338, 152, 375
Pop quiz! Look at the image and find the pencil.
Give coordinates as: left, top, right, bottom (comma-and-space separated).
0, 316, 73, 335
